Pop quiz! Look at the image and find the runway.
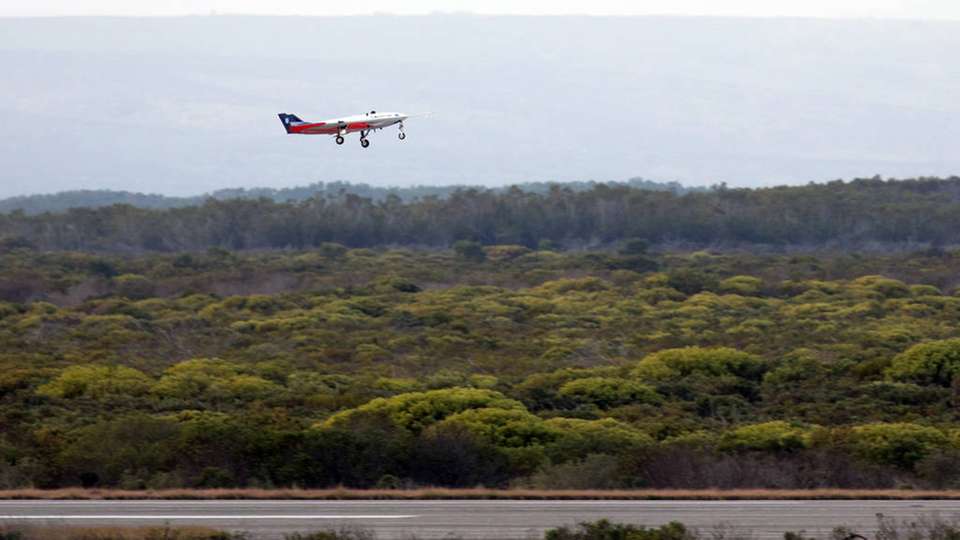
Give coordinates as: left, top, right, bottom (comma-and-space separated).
1, 500, 959, 539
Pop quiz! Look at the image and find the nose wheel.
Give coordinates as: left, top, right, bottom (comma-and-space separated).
335, 136, 344, 145
398, 123, 406, 141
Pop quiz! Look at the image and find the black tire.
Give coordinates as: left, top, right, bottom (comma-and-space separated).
361, 138, 370, 148
336, 136, 344, 145
398, 132, 406, 140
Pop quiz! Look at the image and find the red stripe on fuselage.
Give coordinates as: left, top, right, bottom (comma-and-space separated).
288, 121, 372, 135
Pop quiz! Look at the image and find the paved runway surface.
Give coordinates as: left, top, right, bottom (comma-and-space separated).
2, 500, 960, 539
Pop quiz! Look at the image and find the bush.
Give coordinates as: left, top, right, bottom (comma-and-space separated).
452, 240, 486, 261
37, 365, 152, 400
545, 418, 653, 462
410, 421, 511, 487
848, 423, 950, 469
113, 274, 156, 299
546, 520, 696, 540
59, 414, 179, 487
526, 454, 626, 490
633, 347, 766, 381
285, 530, 374, 540
557, 377, 661, 409
887, 339, 960, 387
322, 388, 525, 434
720, 421, 811, 453
666, 269, 718, 295
719, 276, 763, 296
915, 448, 960, 489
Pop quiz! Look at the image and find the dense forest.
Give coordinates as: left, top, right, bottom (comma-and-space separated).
0, 178, 694, 215
1, 177, 959, 252
5, 243, 960, 489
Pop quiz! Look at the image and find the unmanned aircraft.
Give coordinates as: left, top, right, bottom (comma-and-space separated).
278, 110, 414, 148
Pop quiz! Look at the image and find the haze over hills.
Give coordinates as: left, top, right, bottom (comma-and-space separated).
2, 15, 959, 198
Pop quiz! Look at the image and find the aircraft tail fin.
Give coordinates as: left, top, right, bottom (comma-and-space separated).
278, 113, 305, 134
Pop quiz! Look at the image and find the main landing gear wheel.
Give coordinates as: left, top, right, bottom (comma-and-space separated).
335, 136, 344, 145
360, 138, 370, 148
398, 132, 406, 141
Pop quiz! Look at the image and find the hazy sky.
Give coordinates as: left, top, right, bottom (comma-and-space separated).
4, 0, 960, 18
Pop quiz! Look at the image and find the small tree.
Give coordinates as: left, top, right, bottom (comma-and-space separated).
452, 240, 486, 262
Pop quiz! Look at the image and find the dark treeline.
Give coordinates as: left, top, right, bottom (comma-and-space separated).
0, 178, 694, 215
1, 177, 959, 252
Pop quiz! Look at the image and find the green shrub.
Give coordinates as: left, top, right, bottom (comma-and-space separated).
545, 520, 696, 540
848, 423, 950, 469
37, 365, 152, 400
720, 421, 811, 453
887, 339, 960, 387
633, 347, 766, 381
321, 388, 525, 433
557, 377, 661, 409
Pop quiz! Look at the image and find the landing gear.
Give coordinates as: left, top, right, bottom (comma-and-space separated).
335, 136, 344, 145
398, 123, 406, 140
360, 138, 370, 148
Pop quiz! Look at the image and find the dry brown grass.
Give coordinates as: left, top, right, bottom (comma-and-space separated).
0, 524, 238, 539
1, 488, 960, 500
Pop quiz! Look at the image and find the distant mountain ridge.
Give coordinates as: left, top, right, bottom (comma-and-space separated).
0, 178, 698, 215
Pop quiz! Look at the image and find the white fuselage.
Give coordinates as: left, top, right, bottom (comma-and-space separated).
331, 111, 407, 130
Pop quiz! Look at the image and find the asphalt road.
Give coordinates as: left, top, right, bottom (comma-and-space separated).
1, 500, 959, 539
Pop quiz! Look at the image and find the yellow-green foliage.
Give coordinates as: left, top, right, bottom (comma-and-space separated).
719, 275, 763, 296
209, 374, 283, 401
535, 277, 611, 294
322, 387, 525, 433
544, 417, 654, 460
719, 421, 812, 453
558, 377, 661, 408
484, 244, 532, 261
848, 423, 951, 468
8, 247, 960, 488
152, 358, 239, 399
436, 407, 559, 447
112, 274, 154, 299
886, 338, 960, 386
633, 347, 766, 380
37, 365, 152, 400
852, 276, 911, 299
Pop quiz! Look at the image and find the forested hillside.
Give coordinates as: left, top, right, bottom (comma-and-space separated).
5, 246, 960, 489
2, 177, 960, 252
0, 179, 692, 215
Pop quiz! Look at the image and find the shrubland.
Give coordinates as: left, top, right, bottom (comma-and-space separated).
2, 244, 960, 489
